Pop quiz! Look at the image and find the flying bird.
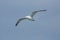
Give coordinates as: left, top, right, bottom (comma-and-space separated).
15, 10, 46, 26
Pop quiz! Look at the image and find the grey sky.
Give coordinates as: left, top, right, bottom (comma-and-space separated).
0, 0, 60, 40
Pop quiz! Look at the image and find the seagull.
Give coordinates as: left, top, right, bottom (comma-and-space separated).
15, 10, 46, 26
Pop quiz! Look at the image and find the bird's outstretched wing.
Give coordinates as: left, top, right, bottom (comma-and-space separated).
15, 18, 27, 26
31, 10, 46, 17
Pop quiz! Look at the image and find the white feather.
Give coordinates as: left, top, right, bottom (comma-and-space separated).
25, 16, 32, 19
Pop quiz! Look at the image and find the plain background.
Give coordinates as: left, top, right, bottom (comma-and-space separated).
0, 0, 60, 40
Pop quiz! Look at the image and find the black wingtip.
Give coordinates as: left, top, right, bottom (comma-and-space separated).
41, 10, 47, 11
15, 23, 17, 27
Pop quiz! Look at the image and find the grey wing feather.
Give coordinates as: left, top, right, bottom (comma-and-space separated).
31, 10, 46, 17
31, 11, 39, 17
15, 18, 27, 26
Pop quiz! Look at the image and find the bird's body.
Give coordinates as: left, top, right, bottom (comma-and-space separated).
25, 16, 32, 19
15, 9, 46, 26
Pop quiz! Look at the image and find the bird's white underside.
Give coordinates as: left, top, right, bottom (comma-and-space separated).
25, 16, 32, 19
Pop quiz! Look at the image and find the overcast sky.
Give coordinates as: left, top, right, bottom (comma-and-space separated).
0, 0, 60, 40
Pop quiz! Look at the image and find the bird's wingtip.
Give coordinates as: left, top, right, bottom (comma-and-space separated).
40, 9, 47, 11
44, 10, 47, 11
15, 24, 18, 27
